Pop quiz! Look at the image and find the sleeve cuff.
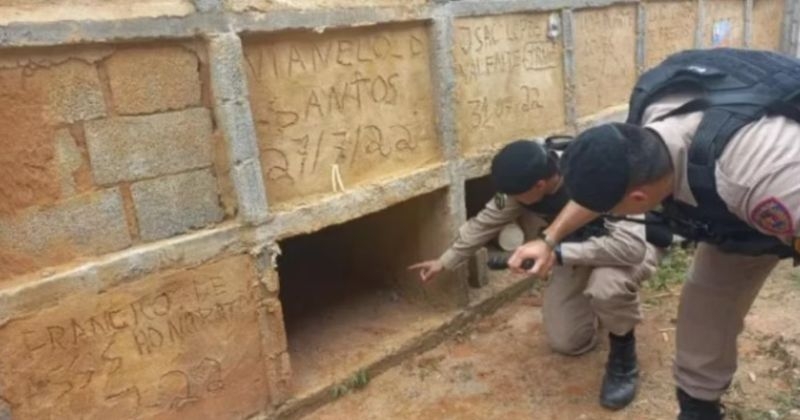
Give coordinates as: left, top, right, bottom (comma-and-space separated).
439, 249, 464, 271
558, 243, 583, 266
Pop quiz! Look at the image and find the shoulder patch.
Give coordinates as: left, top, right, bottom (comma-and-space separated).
494, 193, 506, 209
750, 197, 794, 235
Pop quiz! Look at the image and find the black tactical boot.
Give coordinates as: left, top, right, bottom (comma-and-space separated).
677, 387, 724, 420
600, 330, 639, 409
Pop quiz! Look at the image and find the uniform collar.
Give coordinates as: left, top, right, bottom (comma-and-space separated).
645, 124, 698, 207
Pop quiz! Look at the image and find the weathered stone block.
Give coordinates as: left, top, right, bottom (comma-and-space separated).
0, 255, 269, 420
85, 108, 213, 185
645, 0, 697, 69
29, 59, 107, 124
574, 5, 637, 117
753, 0, 784, 51
703, 0, 744, 48
0, 189, 132, 280
105, 46, 202, 115
243, 24, 442, 207
132, 168, 224, 242
453, 13, 566, 156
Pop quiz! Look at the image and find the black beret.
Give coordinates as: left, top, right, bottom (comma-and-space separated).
490, 140, 551, 195
561, 124, 630, 213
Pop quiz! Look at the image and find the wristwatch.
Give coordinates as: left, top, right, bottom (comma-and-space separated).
537, 230, 558, 251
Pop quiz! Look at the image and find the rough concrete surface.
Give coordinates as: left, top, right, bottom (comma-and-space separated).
131, 168, 224, 241
85, 108, 214, 186
573, 4, 637, 117
226, 0, 425, 12
645, 0, 697, 69
0, 0, 195, 25
105, 45, 202, 115
243, 24, 443, 207
0, 188, 131, 281
753, 0, 785, 50
0, 255, 269, 420
54, 129, 83, 197
0, 67, 62, 215
453, 12, 567, 156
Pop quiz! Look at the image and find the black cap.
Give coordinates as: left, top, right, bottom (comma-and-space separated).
561, 124, 630, 213
490, 140, 552, 195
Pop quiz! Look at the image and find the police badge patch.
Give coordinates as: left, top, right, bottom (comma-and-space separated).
750, 197, 794, 235
494, 193, 506, 209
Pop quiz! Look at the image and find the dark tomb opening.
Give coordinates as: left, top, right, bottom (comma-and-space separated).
277, 189, 463, 394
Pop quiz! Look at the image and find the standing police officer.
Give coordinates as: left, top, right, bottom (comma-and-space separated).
410, 139, 665, 410
508, 49, 800, 419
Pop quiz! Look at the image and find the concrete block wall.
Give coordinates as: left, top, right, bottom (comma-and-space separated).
0, 0, 794, 418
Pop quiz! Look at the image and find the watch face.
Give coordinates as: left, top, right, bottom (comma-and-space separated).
494, 193, 506, 209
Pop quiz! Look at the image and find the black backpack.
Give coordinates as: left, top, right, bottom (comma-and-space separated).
626, 48, 799, 257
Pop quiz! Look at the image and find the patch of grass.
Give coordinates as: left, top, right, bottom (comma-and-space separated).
331, 369, 370, 399
648, 245, 693, 291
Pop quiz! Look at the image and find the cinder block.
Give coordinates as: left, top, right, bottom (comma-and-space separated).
85, 108, 213, 185
30, 59, 106, 124
0, 188, 132, 279
0, 255, 269, 419
105, 46, 202, 115
215, 100, 259, 164
55, 129, 83, 197
208, 33, 249, 102
131, 168, 224, 242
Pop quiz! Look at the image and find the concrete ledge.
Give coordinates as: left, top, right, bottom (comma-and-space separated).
0, 14, 228, 47
260, 164, 450, 241
0, 223, 243, 326
447, 0, 639, 18
233, 5, 433, 34
0, 0, 653, 48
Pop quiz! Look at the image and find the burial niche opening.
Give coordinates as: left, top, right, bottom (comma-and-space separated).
277, 189, 457, 394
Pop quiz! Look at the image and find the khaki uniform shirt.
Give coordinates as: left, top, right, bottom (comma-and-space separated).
644, 93, 800, 249
438, 195, 649, 270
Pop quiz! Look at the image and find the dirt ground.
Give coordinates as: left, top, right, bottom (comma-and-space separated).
303, 249, 800, 420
